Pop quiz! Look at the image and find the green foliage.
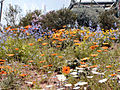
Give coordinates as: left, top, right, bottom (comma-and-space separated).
40, 8, 77, 29
72, 6, 104, 28
19, 10, 41, 26
98, 9, 119, 30
4, 4, 22, 27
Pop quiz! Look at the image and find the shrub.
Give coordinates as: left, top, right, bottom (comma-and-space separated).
19, 10, 41, 27
39, 8, 77, 30
98, 9, 119, 30
72, 6, 104, 28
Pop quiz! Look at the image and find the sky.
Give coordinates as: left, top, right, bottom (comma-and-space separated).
1, 0, 71, 25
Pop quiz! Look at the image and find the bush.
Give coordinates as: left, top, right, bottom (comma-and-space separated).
72, 6, 104, 28
19, 10, 41, 27
98, 9, 119, 30
40, 8, 77, 30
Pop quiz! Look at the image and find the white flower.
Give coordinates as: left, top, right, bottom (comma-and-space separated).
72, 75, 79, 78
64, 84, 72, 87
73, 87, 80, 89
70, 72, 77, 75
76, 67, 84, 70
46, 85, 53, 88
91, 71, 104, 75
75, 81, 88, 86
98, 78, 108, 83
87, 76, 93, 78
56, 74, 66, 81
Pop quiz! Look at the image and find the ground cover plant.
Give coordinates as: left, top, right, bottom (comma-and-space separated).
0, 24, 120, 90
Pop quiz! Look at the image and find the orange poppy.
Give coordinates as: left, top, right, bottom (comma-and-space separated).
48, 65, 53, 67
74, 40, 80, 43
43, 65, 48, 68
93, 42, 97, 45
39, 60, 46, 63
90, 65, 98, 68
63, 25, 66, 28
58, 56, 63, 58
104, 50, 108, 52
74, 43, 81, 46
97, 50, 102, 52
62, 66, 70, 74
42, 43, 48, 46
19, 74, 27, 77
28, 60, 33, 63
110, 74, 117, 77
80, 62, 86, 64
90, 54, 98, 57
106, 65, 112, 68
41, 54, 45, 56
23, 65, 29, 67
0, 71, 7, 75
0, 59, 6, 62
15, 48, 19, 50
102, 46, 108, 49
28, 43, 34, 46
6, 54, 15, 56
90, 46, 95, 50
0, 62, 4, 65
94, 45, 99, 48
111, 37, 116, 40
56, 45, 61, 48
6, 66, 12, 69
51, 53, 58, 56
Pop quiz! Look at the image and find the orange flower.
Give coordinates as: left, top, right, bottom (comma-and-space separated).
58, 56, 63, 58
48, 65, 53, 67
56, 45, 61, 48
42, 43, 48, 46
102, 46, 108, 49
74, 40, 80, 43
90, 65, 98, 68
104, 50, 108, 52
28, 60, 33, 63
81, 57, 89, 61
111, 37, 116, 40
90, 54, 98, 57
41, 54, 45, 56
74, 43, 81, 46
19, 74, 27, 77
51, 53, 58, 56
90, 46, 95, 50
0, 71, 7, 75
39, 60, 46, 63
58, 39, 65, 42
63, 25, 66, 28
94, 45, 99, 48
6, 66, 12, 69
15, 48, 19, 50
80, 62, 86, 64
110, 74, 117, 77
62, 66, 70, 74
93, 42, 97, 45
0, 59, 6, 62
97, 50, 102, 52
28, 43, 34, 46
106, 65, 112, 68
23, 65, 29, 67
43, 65, 48, 68
0, 62, 4, 65
6, 54, 14, 56
52, 29, 56, 31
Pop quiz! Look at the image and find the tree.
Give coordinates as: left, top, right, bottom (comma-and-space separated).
4, 4, 22, 27
40, 8, 77, 30
19, 10, 41, 27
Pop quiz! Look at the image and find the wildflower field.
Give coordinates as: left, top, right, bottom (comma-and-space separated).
0, 25, 120, 90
